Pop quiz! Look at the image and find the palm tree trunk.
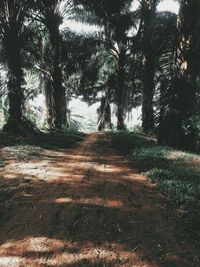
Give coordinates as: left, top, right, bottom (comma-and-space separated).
48, 21, 67, 130
3, 26, 24, 132
116, 54, 126, 130
141, 0, 157, 133
43, 76, 55, 129
142, 54, 155, 133
97, 96, 112, 131
116, 104, 125, 130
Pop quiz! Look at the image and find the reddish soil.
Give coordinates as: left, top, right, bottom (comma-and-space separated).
0, 133, 198, 267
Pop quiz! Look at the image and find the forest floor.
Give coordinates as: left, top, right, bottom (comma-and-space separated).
0, 132, 199, 267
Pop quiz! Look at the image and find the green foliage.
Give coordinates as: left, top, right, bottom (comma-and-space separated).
111, 130, 155, 152
111, 131, 200, 238
0, 130, 85, 151
131, 146, 173, 170
157, 1, 200, 150
31, 131, 85, 149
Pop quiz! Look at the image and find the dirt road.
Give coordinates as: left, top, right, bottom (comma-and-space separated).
0, 133, 197, 266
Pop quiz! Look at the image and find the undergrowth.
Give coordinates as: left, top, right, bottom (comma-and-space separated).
0, 129, 85, 150
111, 130, 200, 241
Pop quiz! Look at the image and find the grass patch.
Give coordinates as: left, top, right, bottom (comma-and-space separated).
0, 130, 86, 161
0, 130, 86, 150
111, 130, 200, 239
111, 130, 155, 152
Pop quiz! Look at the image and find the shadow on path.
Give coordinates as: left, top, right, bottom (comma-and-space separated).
0, 133, 198, 266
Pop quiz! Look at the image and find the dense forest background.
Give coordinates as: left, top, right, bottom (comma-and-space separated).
0, 0, 200, 151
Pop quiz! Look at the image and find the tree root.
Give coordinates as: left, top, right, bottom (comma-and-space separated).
3, 117, 41, 137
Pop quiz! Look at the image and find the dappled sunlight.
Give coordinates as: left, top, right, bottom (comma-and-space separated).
167, 150, 200, 163
0, 237, 65, 254
0, 133, 195, 266
0, 256, 24, 267
124, 172, 152, 184
0, 237, 155, 267
94, 163, 127, 174
45, 197, 123, 208
165, 151, 200, 174
0, 138, 153, 186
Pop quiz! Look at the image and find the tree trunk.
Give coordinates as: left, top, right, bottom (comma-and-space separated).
157, 79, 168, 144
47, 19, 67, 131
116, 105, 125, 130
7, 28, 23, 120
141, 0, 157, 133
116, 51, 126, 130
97, 96, 112, 131
142, 54, 155, 133
3, 25, 24, 133
43, 76, 55, 129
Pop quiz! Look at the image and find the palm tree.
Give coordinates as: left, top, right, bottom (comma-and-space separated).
73, 0, 134, 130
139, 0, 160, 133
158, 0, 200, 149
32, 0, 72, 130
154, 11, 177, 143
114, 42, 129, 130
0, 0, 32, 133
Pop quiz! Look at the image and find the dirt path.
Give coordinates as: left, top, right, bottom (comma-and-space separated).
0, 133, 197, 267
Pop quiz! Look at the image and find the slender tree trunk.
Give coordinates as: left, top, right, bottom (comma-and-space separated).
142, 54, 155, 133
41, 40, 58, 130
116, 104, 125, 130
157, 79, 168, 144
43, 76, 55, 129
48, 20, 67, 131
97, 96, 112, 131
104, 100, 112, 128
141, 0, 157, 133
116, 52, 126, 130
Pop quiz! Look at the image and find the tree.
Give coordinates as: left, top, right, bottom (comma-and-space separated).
139, 0, 160, 133
158, 0, 200, 150
0, 0, 34, 134
154, 11, 177, 140
73, 0, 134, 130
32, 0, 72, 130
76, 43, 114, 130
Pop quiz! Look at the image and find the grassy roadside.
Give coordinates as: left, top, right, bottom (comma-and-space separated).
0, 129, 85, 169
111, 131, 200, 240
0, 129, 85, 149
